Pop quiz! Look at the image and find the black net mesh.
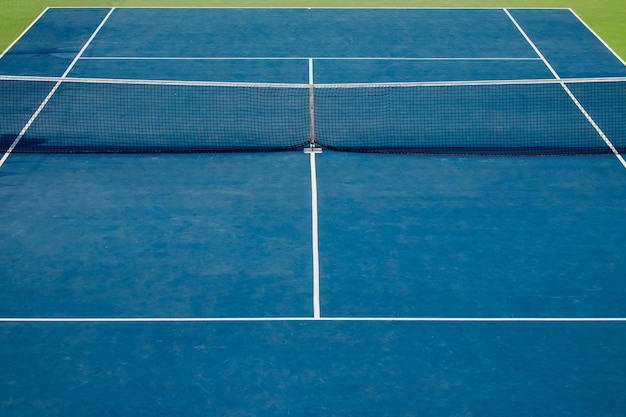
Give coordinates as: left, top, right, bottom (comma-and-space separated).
1, 75, 624, 155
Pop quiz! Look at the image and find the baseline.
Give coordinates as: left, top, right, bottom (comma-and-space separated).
1, 317, 626, 322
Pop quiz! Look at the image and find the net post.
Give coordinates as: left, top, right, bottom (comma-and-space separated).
309, 82, 315, 147
306, 58, 322, 153
306, 82, 321, 152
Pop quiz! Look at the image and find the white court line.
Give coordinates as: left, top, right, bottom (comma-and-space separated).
79, 56, 543, 61
1, 317, 626, 323
0, 8, 116, 169
309, 58, 314, 85
504, 8, 626, 168
503, 9, 561, 82
307, 58, 321, 319
309, 149, 321, 319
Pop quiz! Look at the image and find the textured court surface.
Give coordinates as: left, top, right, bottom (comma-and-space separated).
1, 8, 625, 416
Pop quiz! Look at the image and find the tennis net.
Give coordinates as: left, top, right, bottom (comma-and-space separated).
1, 75, 624, 155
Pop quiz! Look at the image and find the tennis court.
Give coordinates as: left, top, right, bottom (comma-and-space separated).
1, 7, 626, 416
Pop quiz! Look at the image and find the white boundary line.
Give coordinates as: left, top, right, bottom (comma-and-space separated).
1, 317, 626, 323
79, 56, 542, 61
307, 58, 321, 319
310, 150, 321, 319
505, 8, 626, 168
82, 56, 310, 61
0, 8, 116, 169
309, 58, 314, 85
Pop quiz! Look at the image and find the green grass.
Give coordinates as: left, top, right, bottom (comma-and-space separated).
1, 0, 625, 60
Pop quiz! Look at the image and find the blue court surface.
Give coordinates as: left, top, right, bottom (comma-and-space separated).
1, 7, 626, 416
